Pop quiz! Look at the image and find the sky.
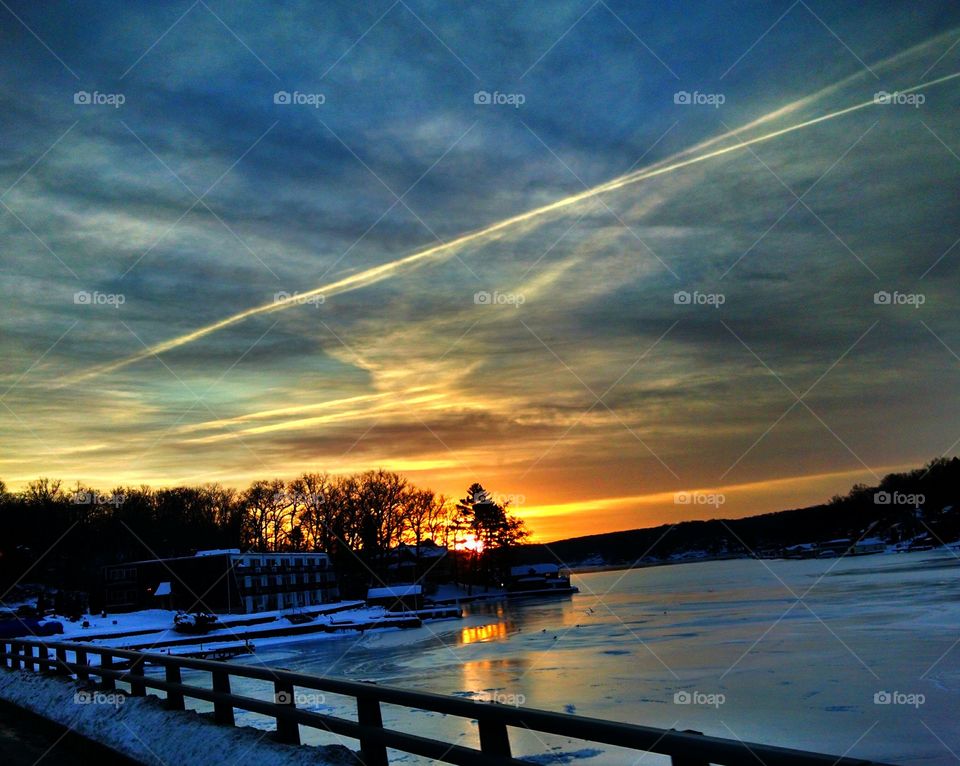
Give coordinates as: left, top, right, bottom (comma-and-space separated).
2, 1, 960, 541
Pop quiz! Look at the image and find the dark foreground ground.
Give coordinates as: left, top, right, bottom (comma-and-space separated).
0, 699, 138, 765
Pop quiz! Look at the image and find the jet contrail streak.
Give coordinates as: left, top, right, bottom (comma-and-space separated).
69, 69, 960, 383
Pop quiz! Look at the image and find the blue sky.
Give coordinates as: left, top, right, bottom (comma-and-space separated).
2, 1, 960, 539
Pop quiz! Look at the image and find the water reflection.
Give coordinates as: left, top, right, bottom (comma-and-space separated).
459, 620, 511, 644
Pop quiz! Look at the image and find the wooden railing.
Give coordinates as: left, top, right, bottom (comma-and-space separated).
1, 638, 887, 766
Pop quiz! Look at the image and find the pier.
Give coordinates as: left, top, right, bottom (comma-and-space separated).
1, 637, 890, 766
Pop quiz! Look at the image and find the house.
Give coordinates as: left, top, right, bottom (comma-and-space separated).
783, 543, 818, 559
366, 584, 423, 612
853, 537, 885, 555
383, 541, 451, 591
507, 563, 575, 593
103, 550, 339, 614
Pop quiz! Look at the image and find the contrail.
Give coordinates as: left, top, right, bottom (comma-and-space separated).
69, 69, 960, 383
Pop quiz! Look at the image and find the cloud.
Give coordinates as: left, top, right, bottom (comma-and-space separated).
2, 3, 960, 537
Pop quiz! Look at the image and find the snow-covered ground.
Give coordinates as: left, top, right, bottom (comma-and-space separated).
44, 601, 431, 654
0, 670, 357, 765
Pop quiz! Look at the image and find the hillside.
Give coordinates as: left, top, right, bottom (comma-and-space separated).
513, 457, 960, 568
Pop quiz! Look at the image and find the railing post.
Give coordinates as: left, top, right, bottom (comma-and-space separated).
55, 647, 69, 676
671, 729, 709, 766
20, 643, 32, 671
478, 717, 512, 758
357, 696, 389, 766
100, 651, 116, 690
40, 646, 56, 674
75, 648, 89, 683
211, 669, 235, 726
129, 655, 146, 696
165, 664, 184, 710
273, 680, 301, 745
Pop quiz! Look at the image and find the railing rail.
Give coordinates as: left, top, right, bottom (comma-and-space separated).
1, 638, 888, 766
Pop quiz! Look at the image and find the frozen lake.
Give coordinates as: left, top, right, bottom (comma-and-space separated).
231, 550, 960, 764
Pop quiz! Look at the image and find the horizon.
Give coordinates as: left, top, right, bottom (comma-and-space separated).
3, 3, 960, 542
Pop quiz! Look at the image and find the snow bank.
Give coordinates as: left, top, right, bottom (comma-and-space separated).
0, 670, 358, 765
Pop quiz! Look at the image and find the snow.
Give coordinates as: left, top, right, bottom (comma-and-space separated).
0, 669, 357, 765
367, 585, 421, 598
194, 548, 241, 557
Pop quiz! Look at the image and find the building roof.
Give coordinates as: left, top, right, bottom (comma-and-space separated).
195, 549, 242, 557
510, 563, 561, 576
367, 585, 422, 599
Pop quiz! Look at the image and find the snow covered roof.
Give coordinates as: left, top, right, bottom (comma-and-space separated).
194, 549, 241, 557
510, 563, 560, 576
395, 542, 447, 558
855, 537, 885, 546
367, 585, 422, 599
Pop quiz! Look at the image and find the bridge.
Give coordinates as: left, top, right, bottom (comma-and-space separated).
2, 637, 888, 766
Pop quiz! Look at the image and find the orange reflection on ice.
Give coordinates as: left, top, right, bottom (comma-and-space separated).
460, 621, 509, 645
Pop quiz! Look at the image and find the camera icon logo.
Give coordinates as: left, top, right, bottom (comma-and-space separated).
873, 291, 891, 305
873, 491, 890, 505
274, 690, 292, 704
274, 90, 291, 105
74, 291, 92, 305
674, 91, 691, 105
673, 691, 692, 704
474, 291, 492, 305
874, 691, 892, 704
74, 91, 91, 105
474, 90, 492, 105
674, 291, 691, 305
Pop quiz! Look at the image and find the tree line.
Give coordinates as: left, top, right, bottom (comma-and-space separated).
0, 471, 528, 604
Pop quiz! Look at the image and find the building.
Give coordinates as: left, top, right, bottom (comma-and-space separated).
103, 550, 339, 614
507, 563, 575, 593
366, 584, 423, 612
853, 537, 886, 555
383, 541, 451, 591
